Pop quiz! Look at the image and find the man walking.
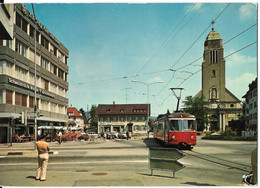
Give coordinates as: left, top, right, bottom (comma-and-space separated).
58, 131, 62, 144
36, 134, 50, 181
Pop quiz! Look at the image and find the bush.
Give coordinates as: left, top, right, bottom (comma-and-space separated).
202, 135, 257, 141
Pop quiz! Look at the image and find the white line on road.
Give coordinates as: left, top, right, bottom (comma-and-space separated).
0, 160, 149, 166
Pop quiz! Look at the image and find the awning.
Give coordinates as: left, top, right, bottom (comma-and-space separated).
37, 116, 68, 123
0, 113, 21, 119
38, 126, 58, 130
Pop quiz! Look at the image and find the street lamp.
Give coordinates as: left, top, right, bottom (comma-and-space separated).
132, 80, 164, 133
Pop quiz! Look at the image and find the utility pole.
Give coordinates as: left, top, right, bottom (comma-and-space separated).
122, 87, 131, 104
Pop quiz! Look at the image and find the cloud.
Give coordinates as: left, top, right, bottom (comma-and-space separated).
226, 73, 256, 99
186, 3, 203, 13
239, 4, 257, 21
226, 51, 256, 67
149, 76, 164, 83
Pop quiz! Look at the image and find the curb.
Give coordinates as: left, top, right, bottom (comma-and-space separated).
7, 150, 59, 156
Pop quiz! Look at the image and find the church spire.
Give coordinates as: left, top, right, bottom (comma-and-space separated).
211, 20, 215, 31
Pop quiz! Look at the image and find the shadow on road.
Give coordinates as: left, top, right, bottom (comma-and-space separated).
136, 173, 175, 179
181, 181, 216, 186
26, 176, 36, 180
142, 138, 161, 148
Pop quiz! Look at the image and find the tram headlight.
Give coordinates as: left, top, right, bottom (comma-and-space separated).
191, 135, 194, 139
171, 134, 175, 140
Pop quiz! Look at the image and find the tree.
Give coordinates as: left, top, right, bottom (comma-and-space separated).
79, 108, 86, 118
182, 95, 211, 131
89, 105, 98, 131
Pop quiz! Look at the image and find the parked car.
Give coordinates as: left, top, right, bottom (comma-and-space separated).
111, 132, 118, 138
118, 132, 127, 139
105, 132, 114, 139
78, 134, 89, 141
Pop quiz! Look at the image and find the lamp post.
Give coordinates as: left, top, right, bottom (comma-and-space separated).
31, 4, 38, 150
132, 80, 164, 133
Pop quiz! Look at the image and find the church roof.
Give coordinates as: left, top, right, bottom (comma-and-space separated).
206, 28, 221, 40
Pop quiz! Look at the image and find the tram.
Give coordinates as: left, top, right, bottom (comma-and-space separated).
153, 111, 197, 149
153, 88, 197, 149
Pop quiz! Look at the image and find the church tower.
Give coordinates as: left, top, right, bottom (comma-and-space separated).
195, 26, 242, 132
202, 28, 225, 102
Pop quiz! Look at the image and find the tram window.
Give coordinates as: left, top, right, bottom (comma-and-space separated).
170, 120, 182, 131
183, 120, 196, 131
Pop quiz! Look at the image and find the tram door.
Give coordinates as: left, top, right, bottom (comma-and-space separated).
164, 120, 169, 143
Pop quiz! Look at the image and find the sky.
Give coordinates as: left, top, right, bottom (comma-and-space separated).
23, 2, 258, 116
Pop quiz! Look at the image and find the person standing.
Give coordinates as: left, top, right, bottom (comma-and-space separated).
36, 135, 50, 181
126, 131, 129, 140
58, 131, 62, 144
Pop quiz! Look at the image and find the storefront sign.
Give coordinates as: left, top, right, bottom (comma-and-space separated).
21, 4, 61, 45
8, 77, 55, 99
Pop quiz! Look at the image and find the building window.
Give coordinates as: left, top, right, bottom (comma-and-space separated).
15, 40, 27, 57
41, 57, 48, 69
29, 25, 35, 38
41, 35, 49, 50
210, 50, 218, 64
15, 92, 21, 106
58, 68, 64, 79
29, 96, 39, 109
16, 13, 22, 28
22, 94, 27, 107
15, 66, 27, 82
6, 90, 12, 104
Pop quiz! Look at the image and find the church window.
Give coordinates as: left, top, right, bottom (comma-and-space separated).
211, 70, 216, 77
211, 88, 217, 99
210, 50, 218, 64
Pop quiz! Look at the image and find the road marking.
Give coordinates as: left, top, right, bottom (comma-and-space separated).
0, 160, 149, 166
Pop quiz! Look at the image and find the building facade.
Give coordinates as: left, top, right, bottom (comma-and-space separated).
67, 106, 84, 130
96, 102, 150, 135
0, 4, 69, 143
195, 27, 242, 132
242, 78, 257, 131
0, 4, 14, 40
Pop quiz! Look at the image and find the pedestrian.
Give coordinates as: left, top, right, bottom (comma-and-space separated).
36, 134, 50, 181
126, 131, 129, 140
58, 131, 62, 144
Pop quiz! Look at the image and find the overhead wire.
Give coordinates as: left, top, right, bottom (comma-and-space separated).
70, 22, 256, 91
158, 40, 257, 110
155, 3, 231, 98
136, 3, 197, 75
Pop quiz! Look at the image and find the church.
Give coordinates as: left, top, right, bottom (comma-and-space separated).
194, 26, 243, 132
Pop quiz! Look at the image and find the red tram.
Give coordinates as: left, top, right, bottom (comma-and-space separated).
153, 112, 197, 149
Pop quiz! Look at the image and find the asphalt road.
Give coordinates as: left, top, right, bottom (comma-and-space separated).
0, 136, 257, 186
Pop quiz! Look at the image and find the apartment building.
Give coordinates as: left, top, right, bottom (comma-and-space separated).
0, 4, 69, 143
96, 102, 150, 135
242, 78, 257, 131
67, 106, 85, 130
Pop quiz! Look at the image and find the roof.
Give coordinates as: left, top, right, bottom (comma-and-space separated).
96, 104, 150, 115
206, 29, 221, 40
67, 107, 83, 117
